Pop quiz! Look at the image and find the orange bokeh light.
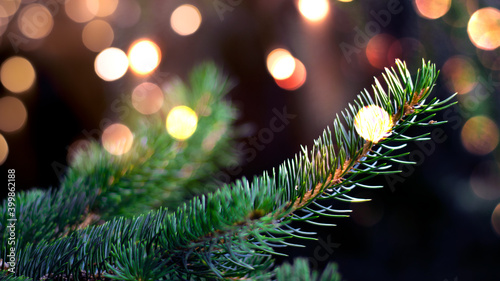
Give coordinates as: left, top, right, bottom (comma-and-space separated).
266, 48, 296, 80
413, 0, 451, 19
170, 4, 202, 36
442, 56, 477, 94
467, 7, 500, 51
461, 116, 499, 155
128, 39, 161, 76
82, 19, 114, 52
102, 123, 134, 155
0, 96, 27, 132
366, 34, 396, 69
275, 58, 307, 91
131, 82, 164, 115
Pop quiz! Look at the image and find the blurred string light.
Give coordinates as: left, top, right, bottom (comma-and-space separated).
0, 0, 21, 18
127, 39, 161, 75
65, 0, 98, 23
94, 47, 129, 81
0, 96, 27, 132
461, 116, 499, 155
275, 58, 307, 91
366, 34, 397, 69
442, 56, 477, 94
17, 4, 54, 39
413, 0, 451, 20
492, 203, 500, 236
470, 161, 500, 200
110, 0, 141, 28
297, 0, 329, 22
266, 48, 296, 80
82, 19, 114, 52
467, 7, 500, 51
131, 82, 164, 115
90, 0, 119, 17
101, 123, 134, 155
170, 4, 202, 36
354, 105, 393, 143
1, 56, 36, 93
0, 133, 8, 165
166, 105, 198, 140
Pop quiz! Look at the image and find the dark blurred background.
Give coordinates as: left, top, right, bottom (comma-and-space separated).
0, 0, 499, 280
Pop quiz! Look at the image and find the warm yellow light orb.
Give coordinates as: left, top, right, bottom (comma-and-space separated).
166, 106, 198, 140
298, 0, 329, 22
128, 39, 161, 75
102, 123, 134, 155
170, 4, 202, 36
94, 47, 129, 81
266, 48, 296, 80
467, 7, 500, 51
0, 56, 36, 93
354, 105, 393, 143
413, 0, 451, 20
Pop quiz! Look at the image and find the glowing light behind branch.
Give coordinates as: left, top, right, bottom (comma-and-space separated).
266, 48, 296, 80
128, 39, 161, 76
132, 82, 164, 115
166, 106, 198, 140
94, 47, 129, 81
298, 0, 329, 22
170, 4, 202, 36
102, 123, 134, 155
1, 56, 36, 93
467, 7, 500, 50
354, 105, 393, 143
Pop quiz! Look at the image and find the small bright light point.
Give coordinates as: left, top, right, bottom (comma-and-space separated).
94, 47, 128, 81
298, 0, 329, 22
102, 123, 134, 156
0, 0, 21, 19
82, 19, 114, 52
0, 133, 8, 165
354, 105, 393, 143
0, 96, 27, 132
413, 0, 451, 20
170, 4, 202, 36
92, 0, 118, 17
275, 58, 307, 91
166, 106, 198, 140
128, 39, 161, 75
442, 56, 477, 94
492, 203, 500, 236
1, 56, 36, 93
266, 48, 296, 80
461, 116, 499, 155
18, 4, 54, 39
467, 7, 500, 50
132, 82, 164, 115
65, 0, 98, 23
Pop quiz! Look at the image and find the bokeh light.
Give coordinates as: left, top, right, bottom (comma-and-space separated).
442, 56, 477, 94
366, 34, 397, 69
82, 19, 114, 52
0, 96, 27, 132
0, 0, 21, 19
91, 0, 118, 17
470, 161, 500, 200
354, 105, 393, 143
170, 4, 202, 36
65, 0, 98, 23
298, 0, 329, 22
0, 133, 8, 165
492, 203, 500, 236
94, 47, 128, 81
461, 116, 499, 155
128, 39, 161, 75
110, 0, 141, 28
467, 7, 500, 51
1, 56, 36, 93
102, 123, 134, 155
413, 0, 451, 20
132, 82, 164, 115
266, 48, 296, 80
17, 4, 54, 39
166, 105, 198, 140
275, 58, 307, 91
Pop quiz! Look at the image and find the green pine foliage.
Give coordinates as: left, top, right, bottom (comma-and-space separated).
0, 60, 455, 280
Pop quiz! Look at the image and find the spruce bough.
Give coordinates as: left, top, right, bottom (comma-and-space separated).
0, 59, 455, 280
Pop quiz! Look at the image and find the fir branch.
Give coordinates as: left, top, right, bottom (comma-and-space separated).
6, 60, 455, 280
